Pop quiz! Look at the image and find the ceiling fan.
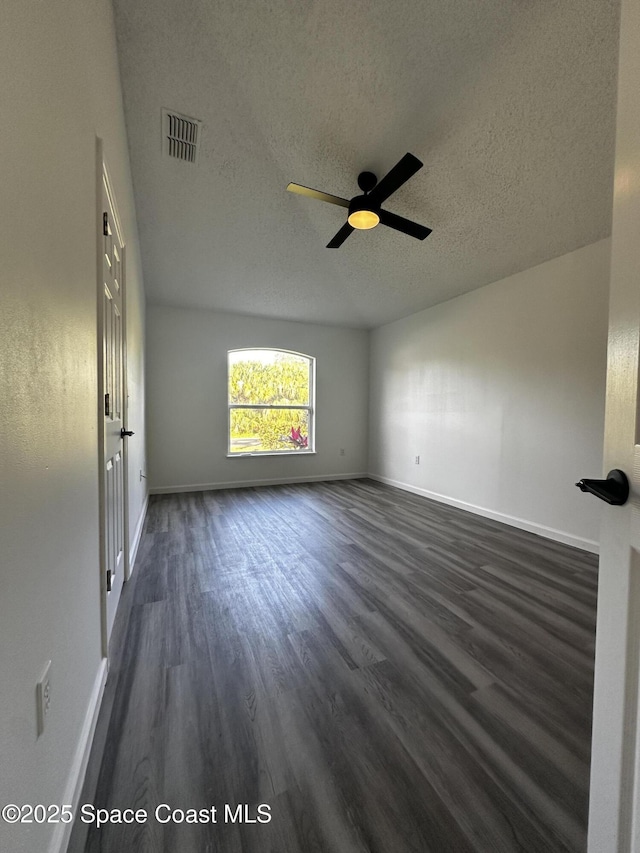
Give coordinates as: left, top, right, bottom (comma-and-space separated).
287, 152, 432, 248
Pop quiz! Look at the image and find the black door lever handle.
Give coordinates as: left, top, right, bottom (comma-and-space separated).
575, 469, 629, 505
120, 428, 135, 439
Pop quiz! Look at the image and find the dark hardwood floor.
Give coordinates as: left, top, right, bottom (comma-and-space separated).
69, 479, 598, 853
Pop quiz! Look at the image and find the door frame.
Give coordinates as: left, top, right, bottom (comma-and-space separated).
587, 2, 640, 848
96, 137, 130, 657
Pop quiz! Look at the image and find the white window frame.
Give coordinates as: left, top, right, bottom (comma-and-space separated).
227, 348, 316, 456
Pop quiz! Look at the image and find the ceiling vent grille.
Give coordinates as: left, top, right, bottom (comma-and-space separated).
162, 109, 202, 164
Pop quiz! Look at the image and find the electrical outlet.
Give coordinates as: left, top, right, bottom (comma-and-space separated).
339, 448, 345, 456
36, 660, 52, 737
415, 455, 420, 464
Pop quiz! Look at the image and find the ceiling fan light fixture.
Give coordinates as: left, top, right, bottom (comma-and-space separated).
348, 208, 380, 230
348, 195, 380, 230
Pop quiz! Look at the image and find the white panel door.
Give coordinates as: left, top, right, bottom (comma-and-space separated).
587, 2, 640, 850
101, 174, 126, 647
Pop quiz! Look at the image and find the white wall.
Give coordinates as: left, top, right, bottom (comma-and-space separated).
147, 306, 368, 491
369, 240, 610, 552
0, 2, 146, 852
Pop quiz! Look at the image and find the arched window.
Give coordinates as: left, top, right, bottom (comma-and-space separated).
228, 349, 315, 455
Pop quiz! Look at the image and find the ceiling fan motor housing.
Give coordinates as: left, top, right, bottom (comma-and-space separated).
349, 193, 380, 216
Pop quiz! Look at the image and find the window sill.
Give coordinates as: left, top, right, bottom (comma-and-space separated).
227, 451, 317, 458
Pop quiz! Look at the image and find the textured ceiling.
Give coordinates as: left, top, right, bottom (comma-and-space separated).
113, 0, 620, 328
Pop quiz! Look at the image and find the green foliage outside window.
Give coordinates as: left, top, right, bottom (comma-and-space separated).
228, 351, 313, 453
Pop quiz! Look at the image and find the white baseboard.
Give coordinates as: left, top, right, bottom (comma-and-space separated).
149, 472, 368, 495
127, 493, 149, 578
48, 658, 108, 853
369, 473, 599, 554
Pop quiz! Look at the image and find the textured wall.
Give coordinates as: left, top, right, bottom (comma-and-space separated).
146, 306, 369, 490
369, 240, 610, 551
0, 2, 146, 851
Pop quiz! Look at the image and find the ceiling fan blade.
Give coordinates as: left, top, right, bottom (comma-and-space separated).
378, 209, 432, 240
369, 153, 423, 204
287, 183, 350, 208
327, 222, 355, 248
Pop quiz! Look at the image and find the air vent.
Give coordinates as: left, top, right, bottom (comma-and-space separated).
162, 109, 202, 164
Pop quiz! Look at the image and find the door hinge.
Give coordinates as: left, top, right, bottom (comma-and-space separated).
105, 392, 110, 416
106, 569, 112, 592
103, 212, 109, 236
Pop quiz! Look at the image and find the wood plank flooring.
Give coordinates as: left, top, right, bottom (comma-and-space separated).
69, 479, 598, 853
